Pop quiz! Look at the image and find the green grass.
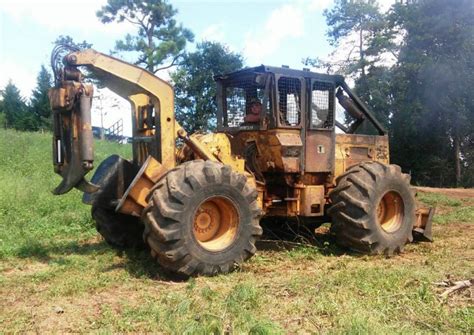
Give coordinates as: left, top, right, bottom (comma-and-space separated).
416, 191, 474, 224
416, 192, 463, 207
0, 128, 473, 333
0, 129, 131, 259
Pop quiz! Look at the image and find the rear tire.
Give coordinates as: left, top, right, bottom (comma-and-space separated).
92, 206, 145, 249
142, 160, 262, 276
328, 161, 415, 255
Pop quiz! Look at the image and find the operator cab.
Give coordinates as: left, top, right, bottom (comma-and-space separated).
215, 65, 385, 135
215, 65, 388, 180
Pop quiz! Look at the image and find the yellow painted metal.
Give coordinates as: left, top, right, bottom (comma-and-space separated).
67, 49, 179, 168
377, 191, 404, 232
128, 93, 154, 163
181, 132, 262, 209
116, 156, 168, 216
193, 196, 240, 251
61, 49, 265, 217
177, 131, 222, 163
195, 133, 246, 173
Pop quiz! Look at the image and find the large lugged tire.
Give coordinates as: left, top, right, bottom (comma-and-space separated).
328, 161, 415, 255
142, 160, 263, 276
92, 206, 145, 249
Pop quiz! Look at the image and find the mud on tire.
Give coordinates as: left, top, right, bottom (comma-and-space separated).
142, 160, 262, 277
328, 161, 416, 256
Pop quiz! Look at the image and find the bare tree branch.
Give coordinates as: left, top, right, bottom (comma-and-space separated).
134, 55, 147, 66
154, 54, 183, 73
121, 15, 140, 27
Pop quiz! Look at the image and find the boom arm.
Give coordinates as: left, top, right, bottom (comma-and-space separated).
50, 48, 221, 195
64, 49, 180, 167
49, 48, 184, 194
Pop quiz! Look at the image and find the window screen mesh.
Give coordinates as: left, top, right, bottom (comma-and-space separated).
226, 87, 246, 127
225, 76, 265, 127
311, 82, 334, 128
278, 77, 301, 126
335, 91, 349, 128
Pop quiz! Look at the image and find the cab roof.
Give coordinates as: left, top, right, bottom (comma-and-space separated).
214, 65, 345, 85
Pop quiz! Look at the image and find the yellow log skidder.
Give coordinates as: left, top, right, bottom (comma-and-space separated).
48, 45, 434, 277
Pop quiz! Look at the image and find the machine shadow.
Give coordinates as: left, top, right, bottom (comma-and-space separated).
13, 239, 186, 282
113, 222, 355, 281
257, 219, 347, 256
12, 223, 358, 282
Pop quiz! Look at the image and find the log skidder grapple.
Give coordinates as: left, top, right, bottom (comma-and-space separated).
48, 45, 434, 277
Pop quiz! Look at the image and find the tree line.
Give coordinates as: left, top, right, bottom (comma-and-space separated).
0, 66, 52, 131
311, 0, 473, 187
0, 0, 472, 187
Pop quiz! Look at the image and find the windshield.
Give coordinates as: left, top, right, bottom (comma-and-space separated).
222, 75, 268, 129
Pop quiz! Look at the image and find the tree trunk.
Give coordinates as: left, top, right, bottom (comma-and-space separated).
454, 133, 461, 187
359, 26, 366, 78
358, 25, 371, 103
147, 30, 154, 73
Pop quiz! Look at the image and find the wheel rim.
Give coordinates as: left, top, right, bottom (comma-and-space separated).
376, 191, 404, 233
193, 196, 239, 251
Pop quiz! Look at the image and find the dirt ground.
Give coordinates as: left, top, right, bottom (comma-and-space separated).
1, 186, 472, 333
415, 186, 474, 198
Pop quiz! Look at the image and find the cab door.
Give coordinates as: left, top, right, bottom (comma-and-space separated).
304, 80, 336, 173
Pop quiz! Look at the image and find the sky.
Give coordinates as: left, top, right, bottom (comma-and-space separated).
0, 0, 394, 136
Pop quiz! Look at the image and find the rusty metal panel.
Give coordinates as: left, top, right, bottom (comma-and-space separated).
48, 82, 82, 111
281, 157, 300, 172
375, 135, 390, 162
305, 130, 335, 172
232, 129, 302, 173
345, 146, 372, 168
48, 88, 68, 109
275, 132, 303, 146
334, 134, 390, 181
300, 185, 325, 216
413, 207, 435, 241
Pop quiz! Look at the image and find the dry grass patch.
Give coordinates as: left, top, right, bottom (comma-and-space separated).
1, 130, 473, 333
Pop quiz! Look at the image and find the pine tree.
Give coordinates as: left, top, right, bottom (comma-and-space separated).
324, 0, 387, 78
322, 0, 393, 131
1, 81, 35, 131
97, 0, 194, 73
171, 41, 243, 133
54, 35, 92, 50
30, 65, 53, 130
0, 96, 5, 128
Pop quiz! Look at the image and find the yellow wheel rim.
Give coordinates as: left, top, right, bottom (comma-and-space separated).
376, 191, 404, 233
193, 196, 239, 251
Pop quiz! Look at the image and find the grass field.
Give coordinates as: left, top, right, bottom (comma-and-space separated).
1, 128, 472, 334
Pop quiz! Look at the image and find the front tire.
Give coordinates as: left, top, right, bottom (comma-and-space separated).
92, 206, 145, 249
328, 161, 415, 255
143, 160, 262, 276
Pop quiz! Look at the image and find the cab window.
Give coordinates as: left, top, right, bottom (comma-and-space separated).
224, 76, 267, 128
278, 77, 301, 127
310, 81, 334, 129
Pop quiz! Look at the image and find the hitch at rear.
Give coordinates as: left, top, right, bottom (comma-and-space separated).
413, 207, 435, 242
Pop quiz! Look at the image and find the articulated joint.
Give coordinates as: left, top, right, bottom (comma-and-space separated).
177, 129, 215, 161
